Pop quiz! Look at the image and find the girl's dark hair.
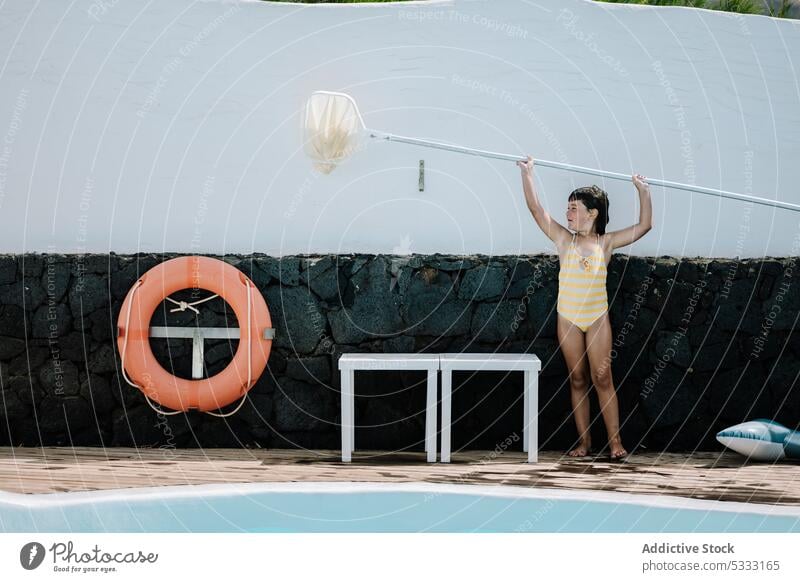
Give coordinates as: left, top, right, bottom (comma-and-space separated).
568, 185, 610, 235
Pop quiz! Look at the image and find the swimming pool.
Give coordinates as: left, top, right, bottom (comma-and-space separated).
2, 483, 799, 533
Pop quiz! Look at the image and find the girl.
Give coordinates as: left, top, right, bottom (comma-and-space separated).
517, 155, 652, 461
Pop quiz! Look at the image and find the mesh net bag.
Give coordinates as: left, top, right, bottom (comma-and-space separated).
303, 91, 364, 174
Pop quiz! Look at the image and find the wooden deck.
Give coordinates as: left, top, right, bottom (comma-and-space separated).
1, 447, 799, 506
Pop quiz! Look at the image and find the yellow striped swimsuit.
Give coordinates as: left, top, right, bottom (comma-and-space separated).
557, 232, 608, 332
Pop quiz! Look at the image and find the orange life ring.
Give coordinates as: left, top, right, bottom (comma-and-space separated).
117, 256, 273, 413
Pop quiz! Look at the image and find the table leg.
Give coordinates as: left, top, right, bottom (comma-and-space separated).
523, 370, 529, 453
441, 369, 451, 463
426, 368, 437, 463
526, 369, 538, 463
341, 368, 352, 462
350, 369, 355, 451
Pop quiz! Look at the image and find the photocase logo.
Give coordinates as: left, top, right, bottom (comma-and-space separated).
20, 542, 46, 570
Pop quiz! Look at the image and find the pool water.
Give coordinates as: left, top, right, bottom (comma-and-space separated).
2, 483, 799, 533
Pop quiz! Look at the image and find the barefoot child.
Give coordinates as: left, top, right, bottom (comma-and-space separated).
517, 155, 652, 461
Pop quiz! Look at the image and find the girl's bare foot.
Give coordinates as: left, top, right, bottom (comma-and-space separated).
567, 442, 592, 457
609, 439, 628, 461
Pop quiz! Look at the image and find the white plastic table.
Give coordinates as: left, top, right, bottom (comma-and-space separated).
439, 353, 541, 463
338, 353, 439, 463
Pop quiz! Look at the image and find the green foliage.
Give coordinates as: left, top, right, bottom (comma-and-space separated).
264, 1, 793, 18
596, 0, 792, 17
767, 0, 793, 16
715, 0, 762, 13
265, 0, 793, 17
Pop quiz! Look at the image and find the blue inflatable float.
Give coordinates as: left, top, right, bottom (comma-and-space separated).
716, 419, 800, 461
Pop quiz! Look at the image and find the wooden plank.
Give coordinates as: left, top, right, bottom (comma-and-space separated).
0, 447, 798, 506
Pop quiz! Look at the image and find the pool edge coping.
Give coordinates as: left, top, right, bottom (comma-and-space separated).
2, 481, 800, 518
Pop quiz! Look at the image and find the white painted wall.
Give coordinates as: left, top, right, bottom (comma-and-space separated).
1, 0, 798, 257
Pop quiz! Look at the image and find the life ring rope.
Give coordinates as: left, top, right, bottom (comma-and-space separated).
119, 277, 255, 418
166, 293, 220, 314
120, 281, 182, 416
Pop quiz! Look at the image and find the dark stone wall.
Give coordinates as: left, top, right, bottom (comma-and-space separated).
0, 253, 798, 453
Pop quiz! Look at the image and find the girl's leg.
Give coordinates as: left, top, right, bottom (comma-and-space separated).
556, 313, 592, 456
585, 312, 628, 459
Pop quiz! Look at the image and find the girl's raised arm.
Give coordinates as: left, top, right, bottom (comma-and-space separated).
605, 173, 653, 250
518, 155, 571, 246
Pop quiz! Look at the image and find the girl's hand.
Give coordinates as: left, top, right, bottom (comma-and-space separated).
517, 155, 534, 175
632, 173, 650, 193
